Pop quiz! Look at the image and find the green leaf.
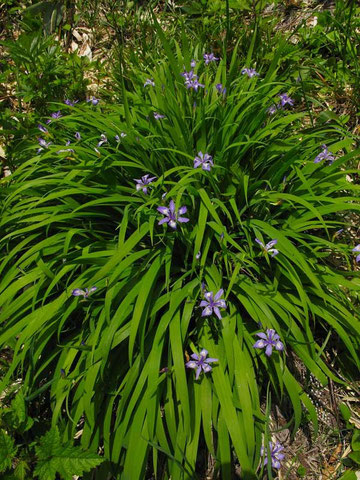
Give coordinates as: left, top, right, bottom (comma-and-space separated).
14, 460, 29, 480
34, 427, 104, 480
352, 429, 360, 451
0, 429, 17, 472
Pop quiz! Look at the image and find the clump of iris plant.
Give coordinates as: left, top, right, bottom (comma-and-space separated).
255, 238, 279, 257
72, 287, 97, 299
194, 152, 214, 171
200, 289, 227, 319
157, 200, 189, 229
253, 329, 284, 356
241, 68, 259, 78
261, 441, 285, 469
314, 144, 335, 164
185, 349, 218, 379
134, 174, 156, 194
203, 52, 219, 65
352, 245, 360, 262
154, 112, 165, 120
144, 78, 155, 87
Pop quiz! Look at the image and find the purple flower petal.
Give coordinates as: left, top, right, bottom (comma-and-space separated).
200, 300, 209, 307
265, 344, 273, 356
186, 361, 197, 369
253, 339, 266, 349
178, 206, 187, 215
202, 306, 213, 316
204, 291, 213, 301
214, 289, 224, 301
265, 239, 277, 249
72, 289, 85, 296
169, 200, 175, 213
256, 332, 268, 340
157, 206, 169, 215
202, 364, 212, 373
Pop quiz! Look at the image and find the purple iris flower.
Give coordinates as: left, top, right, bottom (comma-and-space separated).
134, 174, 156, 194
87, 96, 99, 105
115, 132, 127, 142
157, 200, 189, 230
314, 144, 335, 164
267, 105, 277, 115
186, 77, 205, 91
97, 134, 107, 147
64, 99, 78, 106
196, 251, 201, 260
203, 53, 219, 65
46, 111, 62, 124
72, 286, 97, 299
75, 132, 81, 140
279, 93, 294, 107
181, 69, 196, 82
181, 70, 204, 91
190, 59, 196, 68
255, 238, 279, 257
154, 112, 165, 120
241, 68, 259, 78
185, 349, 218, 380
38, 124, 48, 134
144, 78, 155, 87
200, 289, 227, 319
253, 329, 284, 356
194, 151, 214, 171
37, 138, 52, 153
161, 192, 167, 200
352, 245, 360, 262
215, 83, 226, 95
261, 441, 285, 469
